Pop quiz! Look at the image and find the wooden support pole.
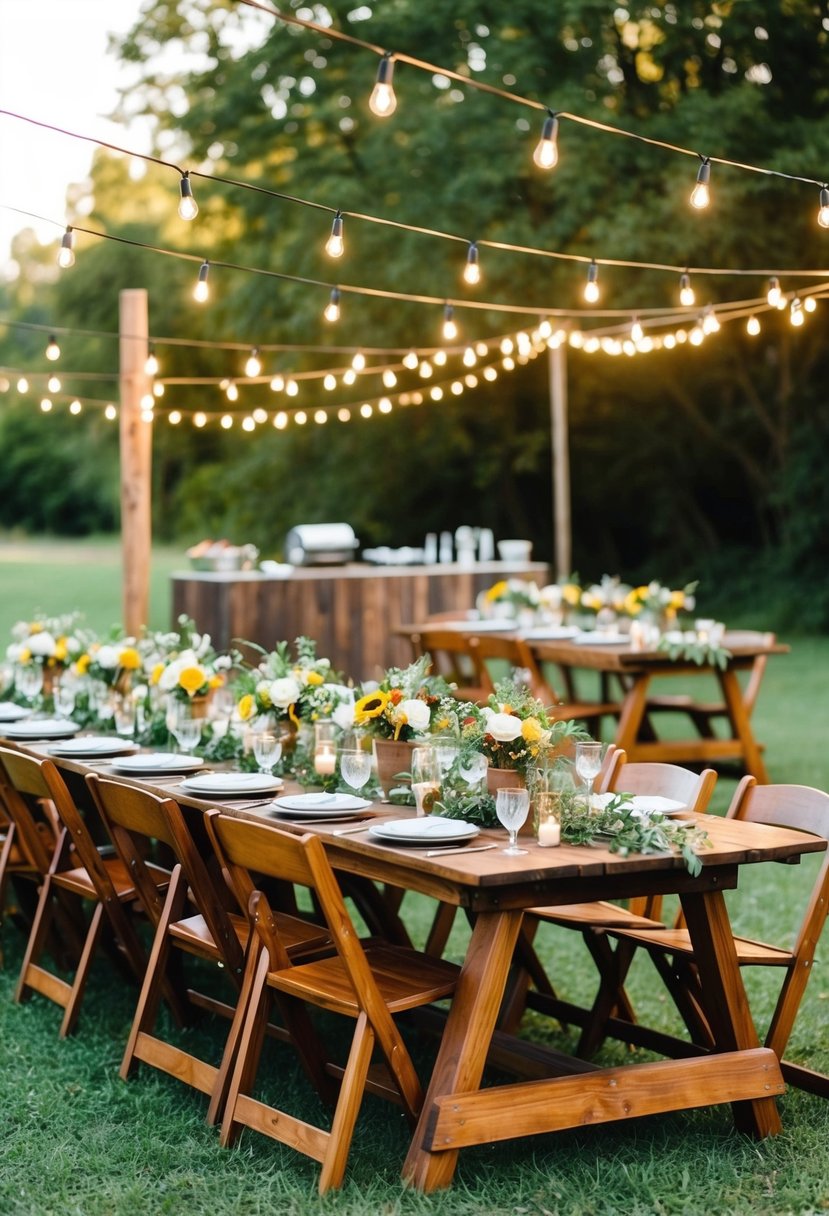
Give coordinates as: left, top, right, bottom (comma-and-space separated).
548, 342, 571, 580
118, 289, 152, 635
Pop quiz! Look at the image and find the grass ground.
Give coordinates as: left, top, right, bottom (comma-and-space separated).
1, 538, 828, 1213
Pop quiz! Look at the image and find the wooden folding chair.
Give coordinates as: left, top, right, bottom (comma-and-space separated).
0, 772, 60, 968
527, 638, 623, 732
586, 780, 829, 1095
86, 775, 331, 1124
206, 811, 459, 1193
500, 761, 717, 1042
407, 628, 491, 703
0, 746, 169, 1037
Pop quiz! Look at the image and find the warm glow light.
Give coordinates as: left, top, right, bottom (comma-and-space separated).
369, 54, 397, 116
225, 382, 239, 402
295, 410, 307, 424
323, 374, 337, 391
40, 398, 52, 411
483, 366, 498, 381
702, 307, 720, 334
463, 242, 480, 285
767, 276, 782, 307
342, 369, 357, 386
630, 317, 644, 343
145, 347, 159, 376
746, 315, 761, 336
47, 375, 61, 393
169, 410, 182, 424
325, 212, 344, 258
451, 381, 463, 395
45, 335, 60, 361
818, 187, 829, 228
16, 377, 28, 392
105, 403, 117, 421
533, 112, 559, 169
314, 409, 328, 424
140, 393, 154, 409
378, 397, 393, 413
663, 333, 677, 349
689, 326, 704, 345
178, 172, 198, 220
418, 361, 432, 378
194, 260, 209, 302
274, 411, 288, 429
464, 373, 478, 387
245, 347, 262, 377
194, 411, 207, 427
502, 356, 515, 370
141, 408, 154, 423
790, 298, 805, 326
442, 304, 458, 341
221, 414, 233, 429
583, 260, 600, 303
337, 407, 351, 421
351, 352, 366, 371
285, 379, 299, 397
463, 346, 476, 367
360, 403, 373, 418
402, 350, 419, 370
679, 272, 695, 307
475, 341, 488, 357
153, 382, 164, 398
433, 350, 447, 366
242, 416, 255, 432
690, 159, 711, 209
253, 408, 268, 424
430, 386, 443, 400
382, 369, 397, 388
57, 227, 75, 268
270, 375, 284, 392
324, 288, 340, 322
69, 399, 82, 415
804, 296, 817, 312
500, 338, 514, 355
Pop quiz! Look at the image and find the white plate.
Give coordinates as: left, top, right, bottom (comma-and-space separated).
368, 815, 480, 846
572, 632, 628, 646
111, 752, 205, 775
2, 717, 79, 740
47, 736, 140, 759
272, 793, 372, 817
593, 793, 687, 817
519, 625, 581, 640
0, 702, 32, 722
179, 772, 284, 798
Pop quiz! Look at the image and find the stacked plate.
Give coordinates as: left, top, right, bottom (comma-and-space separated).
368, 815, 479, 847
271, 792, 372, 821
1, 717, 79, 741
178, 772, 283, 798
593, 792, 687, 818
48, 736, 139, 759
0, 702, 33, 723
111, 752, 205, 776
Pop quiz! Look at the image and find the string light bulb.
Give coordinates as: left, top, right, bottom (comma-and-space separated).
630, 317, 644, 343
702, 306, 720, 334
40, 398, 52, 412
244, 347, 262, 377
351, 351, 366, 371
323, 373, 337, 390
463, 242, 480, 285
382, 369, 397, 388
145, 345, 159, 376
583, 260, 600, 304
679, 272, 695, 307
16, 377, 28, 392
690, 158, 711, 209
533, 110, 559, 170
169, 410, 182, 424
804, 295, 817, 312
342, 369, 357, 386
178, 171, 198, 220
369, 53, 397, 117
746, 315, 761, 336
225, 381, 239, 402
325, 211, 344, 258
402, 350, 418, 370
47, 375, 61, 393
194, 260, 209, 302
285, 379, 299, 396
442, 303, 458, 341
767, 276, 782, 307
69, 400, 82, 415
194, 411, 207, 427
790, 298, 805, 326
270, 375, 284, 392
324, 287, 341, 322
57, 227, 75, 269
818, 186, 829, 228
463, 346, 477, 367
433, 349, 447, 366
104, 404, 117, 421
45, 335, 60, 361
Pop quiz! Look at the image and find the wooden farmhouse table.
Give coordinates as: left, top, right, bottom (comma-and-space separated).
12, 741, 823, 1193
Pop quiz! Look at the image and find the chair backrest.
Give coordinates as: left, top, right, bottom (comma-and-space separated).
606, 760, 717, 815
411, 629, 489, 700
596, 745, 626, 792
86, 775, 246, 977
470, 634, 556, 703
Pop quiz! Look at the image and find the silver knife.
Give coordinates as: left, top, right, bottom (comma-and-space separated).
425, 843, 499, 858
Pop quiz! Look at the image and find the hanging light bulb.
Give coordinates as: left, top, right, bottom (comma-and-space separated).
702, 305, 721, 334
433, 349, 447, 366
194, 260, 210, 302
314, 409, 328, 425
382, 369, 397, 388
57, 227, 75, 269
804, 295, 817, 312
818, 186, 829, 229
169, 410, 182, 425
40, 398, 53, 412
351, 351, 366, 371
337, 407, 351, 422
463, 346, 477, 367
463, 242, 481, 285
69, 399, 82, 415
45, 335, 61, 361
221, 414, 233, 429
418, 360, 433, 378
767, 276, 782, 307
690, 158, 711, 209
253, 408, 268, 424
342, 369, 357, 386
285, 379, 299, 396
532, 110, 559, 170
790, 298, 805, 326
244, 347, 262, 377
178, 171, 198, 220
193, 411, 207, 428
153, 382, 164, 398
360, 403, 373, 418
225, 381, 239, 402
583, 260, 600, 304
47, 375, 61, 393
16, 377, 28, 392
442, 304, 458, 341
104, 403, 117, 421
270, 375, 284, 392
679, 272, 695, 307
402, 350, 418, 370
746, 315, 761, 336
274, 411, 288, 429
630, 317, 644, 343
323, 373, 337, 391
324, 288, 341, 323
294, 410, 307, 424
145, 345, 159, 377
325, 211, 344, 258
369, 52, 397, 117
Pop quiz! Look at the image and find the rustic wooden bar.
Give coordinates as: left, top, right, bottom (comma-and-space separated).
171, 561, 548, 680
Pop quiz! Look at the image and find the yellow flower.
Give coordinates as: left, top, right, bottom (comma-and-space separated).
119, 646, 142, 671
435, 717, 451, 731
237, 694, 255, 720
582, 593, 601, 611
306, 671, 324, 686
669, 590, 685, 609
54, 637, 68, 662
18, 647, 31, 664
521, 717, 544, 744
75, 653, 91, 676
562, 583, 581, 606
178, 666, 207, 695
354, 689, 390, 723
207, 674, 224, 690
623, 589, 642, 616
150, 662, 165, 686
29, 622, 44, 634
485, 580, 508, 603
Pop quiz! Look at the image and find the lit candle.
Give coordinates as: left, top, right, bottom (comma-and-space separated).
314, 747, 337, 776
537, 819, 561, 847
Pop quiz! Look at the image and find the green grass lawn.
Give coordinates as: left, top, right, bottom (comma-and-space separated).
1, 538, 829, 1213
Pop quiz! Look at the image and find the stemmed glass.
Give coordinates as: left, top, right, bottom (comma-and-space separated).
574, 742, 603, 809
113, 696, 135, 738
16, 664, 43, 710
495, 786, 531, 855
339, 747, 373, 793
411, 747, 442, 816
252, 732, 282, 776
458, 750, 488, 788
168, 701, 202, 753
53, 677, 77, 719
432, 737, 459, 780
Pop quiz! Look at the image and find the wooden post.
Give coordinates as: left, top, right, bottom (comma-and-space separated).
548, 342, 571, 579
119, 289, 152, 635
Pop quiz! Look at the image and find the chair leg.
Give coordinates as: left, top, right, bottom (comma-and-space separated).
15, 874, 57, 1003
220, 945, 271, 1148
207, 922, 263, 1126
319, 1012, 374, 1194
59, 901, 104, 1037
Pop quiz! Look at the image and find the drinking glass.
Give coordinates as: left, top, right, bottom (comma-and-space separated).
53, 678, 77, 718
252, 732, 281, 775
113, 697, 135, 738
339, 749, 373, 792
411, 746, 442, 816
170, 706, 202, 754
16, 664, 43, 707
458, 750, 488, 788
495, 786, 530, 855
574, 741, 603, 807
432, 737, 459, 779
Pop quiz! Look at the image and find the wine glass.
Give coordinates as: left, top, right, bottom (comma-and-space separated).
339, 748, 373, 793
16, 664, 43, 709
252, 732, 281, 775
458, 750, 488, 788
411, 746, 442, 816
574, 742, 603, 808
495, 786, 530, 855
113, 696, 135, 738
53, 677, 77, 718
170, 706, 202, 754
432, 737, 459, 779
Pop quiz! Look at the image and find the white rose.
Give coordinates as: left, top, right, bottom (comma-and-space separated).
28, 630, 57, 657
159, 658, 184, 691
270, 676, 301, 709
486, 712, 524, 742
214, 654, 232, 671
399, 698, 430, 733
332, 701, 355, 731
6, 642, 23, 662
95, 644, 120, 670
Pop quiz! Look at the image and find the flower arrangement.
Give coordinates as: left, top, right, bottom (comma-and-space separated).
145, 615, 232, 703
580, 575, 632, 616
461, 679, 585, 778
235, 636, 344, 727
6, 612, 88, 671
353, 655, 453, 741
622, 580, 697, 622
82, 634, 144, 691
480, 578, 540, 615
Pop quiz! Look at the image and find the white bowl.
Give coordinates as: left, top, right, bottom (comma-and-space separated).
497, 539, 533, 563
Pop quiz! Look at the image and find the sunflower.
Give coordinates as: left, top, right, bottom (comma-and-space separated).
354, 689, 391, 723
237, 693, 255, 720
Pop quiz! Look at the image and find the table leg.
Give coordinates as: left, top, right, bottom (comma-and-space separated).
717, 668, 770, 783
402, 908, 524, 1191
680, 889, 782, 1137
613, 672, 652, 757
